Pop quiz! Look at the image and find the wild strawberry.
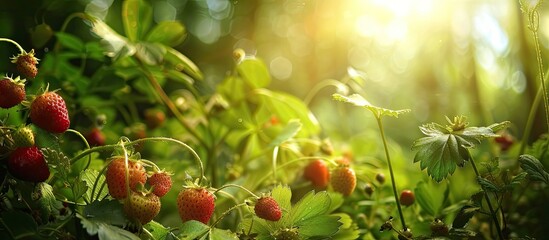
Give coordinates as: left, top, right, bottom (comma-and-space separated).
0, 77, 25, 109
148, 171, 172, 197
495, 131, 514, 151
430, 219, 449, 236
177, 187, 215, 224
303, 159, 330, 189
400, 190, 415, 207
254, 196, 282, 221
144, 108, 165, 129
105, 158, 147, 199
85, 127, 105, 146
8, 146, 50, 182
123, 191, 161, 224
364, 183, 374, 196
12, 126, 35, 147
375, 173, 386, 184
30, 91, 70, 133
330, 166, 356, 196
12, 49, 39, 78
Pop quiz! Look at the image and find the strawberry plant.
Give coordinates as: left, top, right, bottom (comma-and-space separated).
2, 0, 549, 239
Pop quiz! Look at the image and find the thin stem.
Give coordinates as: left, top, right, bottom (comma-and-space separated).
214, 184, 259, 198
122, 140, 131, 199
303, 79, 348, 106
0, 38, 25, 54
531, 14, 549, 131
519, 66, 549, 155
66, 129, 92, 170
469, 155, 504, 240
375, 117, 406, 231
210, 203, 247, 227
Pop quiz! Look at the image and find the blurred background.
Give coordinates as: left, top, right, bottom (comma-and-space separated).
1, 0, 544, 147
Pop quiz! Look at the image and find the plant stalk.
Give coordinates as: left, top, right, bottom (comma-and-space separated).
469, 155, 504, 240
375, 117, 407, 231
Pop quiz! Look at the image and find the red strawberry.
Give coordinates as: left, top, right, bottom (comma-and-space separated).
330, 166, 356, 196
0, 77, 25, 109
30, 91, 70, 133
12, 49, 39, 78
12, 126, 35, 147
105, 158, 147, 199
399, 190, 415, 206
304, 159, 330, 189
123, 191, 161, 224
148, 171, 172, 197
8, 146, 50, 182
144, 108, 165, 129
177, 187, 215, 224
85, 127, 105, 146
254, 196, 282, 221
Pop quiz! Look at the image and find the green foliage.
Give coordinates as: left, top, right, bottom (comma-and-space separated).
414, 180, 449, 217
519, 154, 549, 184
412, 116, 509, 182
332, 93, 410, 119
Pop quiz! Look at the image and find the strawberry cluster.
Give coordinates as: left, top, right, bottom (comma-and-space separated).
302, 158, 357, 197
1, 48, 71, 183
105, 157, 173, 224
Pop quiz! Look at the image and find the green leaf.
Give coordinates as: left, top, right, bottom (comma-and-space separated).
210, 228, 239, 240
452, 205, 479, 229
332, 93, 410, 118
166, 69, 194, 85
41, 148, 71, 180
35, 182, 63, 217
164, 47, 203, 80
412, 118, 509, 182
237, 58, 271, 88
97, 224, 140, 240
177, 220, 209, 239
88, 16, 135, 60
55, 32, 84, 51
143, 221, 172, 240
145, 21, 187, 46
290, 191, 331, 225
331, 213, 360, 240
414, 181, 448, 216
135, 42, 166, 65
271, 185, 292, 212
326, 191, 344, 213
269, 119, 302, 147
519, 154, 549, 184
0, 210, 38, 239
297, 215, 341, 238
254, 89, 320, 136
81, 169, 108, 202
82, 199, 128, 227
122, 0, 152, 42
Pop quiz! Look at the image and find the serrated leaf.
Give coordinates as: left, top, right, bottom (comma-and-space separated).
41, 148, 71, 180
412, 118, 508, 182
452, 205, 479, 229
145, 21, 186, 46
290, 191, 331, 224
296, 215, 341, 238
331, 213, 360, 240
271, 185, 292, 212
35, 182, 63, 217
269, 119, 302, 147
81, 169, 108, 202
519, 154, 549, 184
177, 220, 209, 239
332, 93, 410, 118
55, 32, 84, 51
237, 58, 271, 88
122, 0, 152, 42
326, 191, 344, 213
